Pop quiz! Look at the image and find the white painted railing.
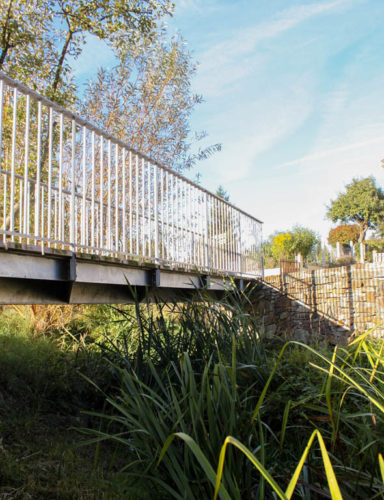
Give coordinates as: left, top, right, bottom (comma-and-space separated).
0, 72, 262, 277
373, 251, 384, 264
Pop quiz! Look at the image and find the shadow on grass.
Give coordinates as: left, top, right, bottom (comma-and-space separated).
0, 308, 125, 499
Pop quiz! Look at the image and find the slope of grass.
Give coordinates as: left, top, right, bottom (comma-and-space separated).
0, 308, 126, 499
1, 293, 383, 499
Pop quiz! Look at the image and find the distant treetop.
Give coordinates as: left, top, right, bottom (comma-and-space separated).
326, 177, 384, 242
328, 225, 360, 247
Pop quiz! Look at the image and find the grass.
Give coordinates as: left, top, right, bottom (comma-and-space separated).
77, 291, 384, 499
0, 291, 383, 499
0, 307, 128, 499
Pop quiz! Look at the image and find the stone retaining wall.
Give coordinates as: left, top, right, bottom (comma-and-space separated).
253, 263, 384, 343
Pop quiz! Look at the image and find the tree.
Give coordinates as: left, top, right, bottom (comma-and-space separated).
289, 225, 319, 259
328, 224, 360, 247
270, 233, 293, 261
81, 32, 221, 172
327, 177, 384, 242
269, 226, 319, 263
216, 186, 229, 201
0, 0, 173, 106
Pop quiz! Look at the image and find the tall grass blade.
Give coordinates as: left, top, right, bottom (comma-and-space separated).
379, 454, 384, 483
213, 436, 286, 500
285, 430, 342, 500
158, 432, 231, 500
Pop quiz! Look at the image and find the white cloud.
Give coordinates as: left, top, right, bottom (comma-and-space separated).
195, 0, 349, 96
273, 135, 384, 171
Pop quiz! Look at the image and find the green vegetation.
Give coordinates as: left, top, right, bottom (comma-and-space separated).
327, 177, 384, 242
328, 224, 360, 247
263, 226, 319, 267
1, 294, 384, 498
0, 0, 220, 173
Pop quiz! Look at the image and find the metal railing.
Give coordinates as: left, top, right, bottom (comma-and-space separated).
0, 72, 263, 277
373, 251, 384, 264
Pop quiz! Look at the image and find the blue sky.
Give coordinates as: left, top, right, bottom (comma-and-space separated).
72, 0, 384, 242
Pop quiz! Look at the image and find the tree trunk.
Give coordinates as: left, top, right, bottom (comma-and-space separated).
51, 29, 73, 97
0, 0, 15, 68
358, 222, 369, 243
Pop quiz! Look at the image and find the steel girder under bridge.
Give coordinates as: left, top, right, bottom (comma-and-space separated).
0, 72, 263, 304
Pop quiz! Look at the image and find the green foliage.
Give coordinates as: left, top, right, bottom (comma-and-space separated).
0, 308, 130, 498
78, 294, 384, 499
328, 224, 360, 246
289, 225, 319, 259
2, 296, 384, 498
82, 30, 221, 172
216, 185, 230, 201
0, 308, 110, 416
366, 238, 384, 252
0, 0, 173, 105
327, 177, 384, 242
271, 232, 293, 261
269, 226, 319, 262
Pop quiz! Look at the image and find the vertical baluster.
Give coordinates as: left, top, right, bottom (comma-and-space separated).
122, 148, 126, 254
217, 199, 221, 270
221, 202, 225, 271
10, 87, 17, 241
220, 201, 224, 271
230, 207, 234, 272
166, 171, 170, 261
129, 151, 132, 255
19, 179, 23, 237
135, 155, 139, 256
23, 94, 30, 236
148, 162, 151, 258
0, 80, 4, 169
41, 186, 44, 241
141, 158, 145, 257
0, 80, 4, 243
176, 177, 180, 262
2, 174, 6, 244
107, 140, 112, 250
238, 213, 242, 274
81, 126, 86, 248
26, 182, 30, 245
172, 175, 176, 261
115, 144, 119, 253
181, 180, 185, 262
54, 191, 58, 243
99, 136, 104, 250
160, 168, 164, 260
58, 113, 63, 244
91, 131, 95, 250
154, 164, 158, 262
70, 119, 76, 250
35, 101, 42, 239
47, 107, 53, 246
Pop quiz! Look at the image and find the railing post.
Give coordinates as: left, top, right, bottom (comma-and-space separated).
205, 192, 210, 270
10, 87, 17, 241
154, 164, 159, 262
34, 101, 42, 239
23, 94, 30, 235
70, 119, 75, 250
238, 212, 242, 274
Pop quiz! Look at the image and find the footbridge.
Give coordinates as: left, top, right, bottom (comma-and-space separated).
0, 72, 263, 304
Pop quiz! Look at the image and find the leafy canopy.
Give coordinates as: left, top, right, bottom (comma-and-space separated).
269, 226, 319, 262
328, 224, 360, 247
0, 0, 173, 105
327, 177, 384, 242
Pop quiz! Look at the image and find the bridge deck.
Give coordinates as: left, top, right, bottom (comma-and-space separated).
0, 244, 256, 304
